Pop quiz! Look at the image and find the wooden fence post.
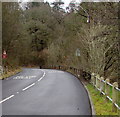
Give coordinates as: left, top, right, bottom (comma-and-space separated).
78, 70, 81, 78
118, 110, 120, 117
112, 82, 118, 112
78, 70, 80, 79
105, 79, 110, 101
73, 68, 75, 74
91, 73, 95, 86
75, 69, 77, 76
96, 74, 100, 89
76, 69, 78, 76
76, 69, 78, 75
100, 77, 104, 94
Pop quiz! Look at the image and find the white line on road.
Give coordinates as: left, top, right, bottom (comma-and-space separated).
0, 95, 14, 104
22, 83, 35, 91
48, 71, 64, 73
38, 77, 44, 81
0, 69, 46, 104
38, 70, 46, 82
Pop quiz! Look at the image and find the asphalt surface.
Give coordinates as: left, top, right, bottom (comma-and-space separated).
1, 68, 92, 115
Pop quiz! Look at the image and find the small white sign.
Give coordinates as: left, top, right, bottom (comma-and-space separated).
75, 48, 80, 56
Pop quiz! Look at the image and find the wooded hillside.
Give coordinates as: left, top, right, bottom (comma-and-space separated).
2, 2, 119, 86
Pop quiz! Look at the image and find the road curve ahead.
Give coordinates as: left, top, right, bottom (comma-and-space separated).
2, 68, 92, 115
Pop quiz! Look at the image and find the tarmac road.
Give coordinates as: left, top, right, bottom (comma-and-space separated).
1, 68, 92, 115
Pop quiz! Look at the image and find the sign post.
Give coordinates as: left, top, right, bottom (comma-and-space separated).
2, 50, 7, 74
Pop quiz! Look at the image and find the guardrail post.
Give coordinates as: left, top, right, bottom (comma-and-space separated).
105, 79, 110, 101
112, 82, 118, 112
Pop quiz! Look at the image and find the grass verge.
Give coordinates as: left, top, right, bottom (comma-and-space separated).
86, 83, 118, 115
0, 68, 22, 80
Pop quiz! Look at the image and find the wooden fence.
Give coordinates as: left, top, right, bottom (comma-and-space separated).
91, 73, 120, 113
42, 65, 120, 114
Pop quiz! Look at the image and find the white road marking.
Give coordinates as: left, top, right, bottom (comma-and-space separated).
0, 95, 14, 104
48, 71, 64, 73
13, 76, 36, 80
1, 69, 46, 104
22, 83, 35, 91
38, 77, 43, 81
38, 70, 46, 82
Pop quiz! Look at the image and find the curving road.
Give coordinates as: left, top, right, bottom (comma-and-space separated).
1, 68, 92, 115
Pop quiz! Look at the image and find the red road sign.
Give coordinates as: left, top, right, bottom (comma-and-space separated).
2, 50, 7, 59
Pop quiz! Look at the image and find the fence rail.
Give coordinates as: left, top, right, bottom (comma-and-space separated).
91, 73, 120, 112
42, 65, 120, 114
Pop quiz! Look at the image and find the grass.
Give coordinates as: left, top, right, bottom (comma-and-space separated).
105, 84, 120, 107
86, 83, 118, 115
117, 90, 120, 107
0, 68, 22, 80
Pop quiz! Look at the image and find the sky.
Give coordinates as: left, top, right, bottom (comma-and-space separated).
44, 0, 81, 7
20, 0, 119, 10
21, 0, 81, 8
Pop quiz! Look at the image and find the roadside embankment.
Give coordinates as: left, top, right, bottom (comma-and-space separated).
0, 68, 22, 80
